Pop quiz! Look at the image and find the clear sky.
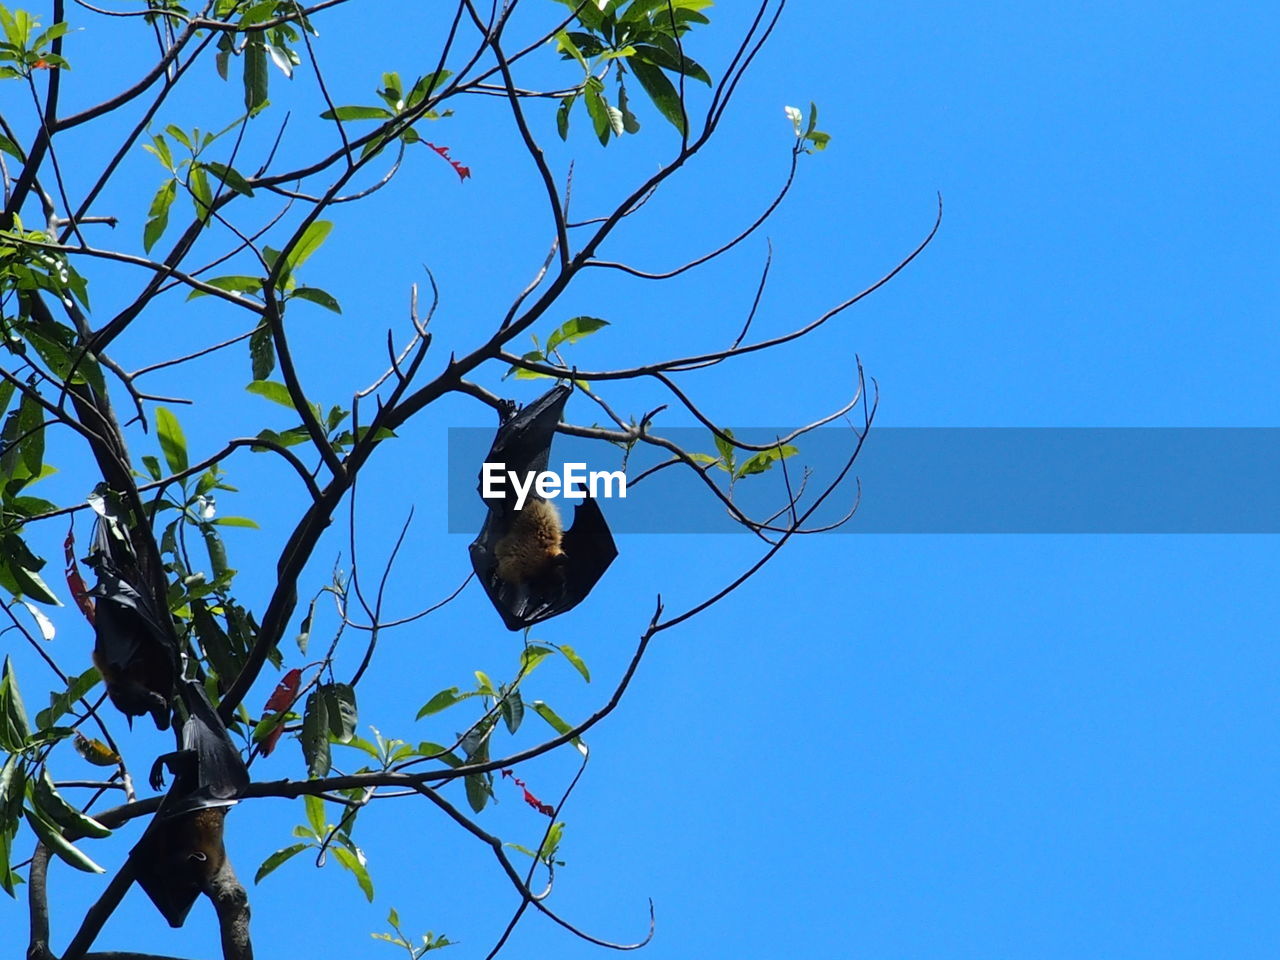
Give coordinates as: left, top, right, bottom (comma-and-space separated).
3, 1, 1278, 958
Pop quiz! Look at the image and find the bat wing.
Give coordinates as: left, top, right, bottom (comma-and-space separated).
173, 680, 250, 808
470, 495, 617, 630
86, 521, 177, 728
132, 825, 202, 928
478, 384, 571, 517
558, 495, 618, 605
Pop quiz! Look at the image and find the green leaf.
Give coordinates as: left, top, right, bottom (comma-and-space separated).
35, 667, 100, 729
415, 687, 461, 719
530, 700, 587, 755
203, 160, 255, 197
464, 771, 490, 814
713, 428, 736, 473
378, 70, 404, 107
186, 275, 262, 301
304, 793, 326, 836
539, 821, 564, 862
249, 322, 275, 381
554, 30, 588, 71
415, 742, 461, 767
735, 444, 799, 479
164, 123, 192, 150
0, 131, 26, 162
254, 842, 308, 884
556, 93, 575, 140
155, 406, 188, 474
323, 683, 357, 744
629, 57, 687, 134
406, 69, 452, 107
214, 516, 260, 529
505, 350, 549, 380
583, 77, 612, 145
143, 179, 176, 253
617, 81, 641, 134
244, 379, 296, 410
201, 525, 229, 581
0, 658, 31, 752
556, 645, 591, 682
805, 130, 831, 152
290, 287, 341, 313
0, 553, 60, 606
520, 644, 555, 674
332, 844, 374, 901
24, 807, 104, 874
0, 533, 57, 605
243, 34, 269, 113
285, 221, 333, 274
0, 820, 16, 897
189, 163, 213, 220
33, 768, 110, 839
301, 689, 331, 778
499, 688, 524, 734
546, 316, 609, 354
16, 392, 43, 478
319, 104, 393, 121
144, 133, 174, 171
0, 753, 21, 811
31, 21, 70, 51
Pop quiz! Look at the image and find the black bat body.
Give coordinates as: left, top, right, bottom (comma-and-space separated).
131, 806, 230, 929
133, 680, 249, 927
85, 520, 176, 729
470, 385, 617, 630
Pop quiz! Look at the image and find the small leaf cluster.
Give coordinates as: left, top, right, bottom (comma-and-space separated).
0, 6, 70, 79
552, 0, 713, 144
1, 218, 91, 313
256, 791, 373, 901
142, 121, 257, 253
505, 315, 609, 380
372, 907, 453, 958
208, 0, 313, 114
248, 381, 388, 458
417, 641, 590, 816
1, 658, 112, 892
785, 101, 831, 154
0, 289, 102, 605
690, 428, 799, 484
319, 70, 455, 160
297, 681, 358, 779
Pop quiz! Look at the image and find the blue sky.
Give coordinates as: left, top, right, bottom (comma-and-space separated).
3, 1, 1278, 957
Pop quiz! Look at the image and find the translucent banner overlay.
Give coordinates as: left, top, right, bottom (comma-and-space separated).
447, 428, 1280, 534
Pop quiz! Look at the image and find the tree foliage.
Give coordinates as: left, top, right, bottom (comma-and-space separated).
0, 1, 935, 957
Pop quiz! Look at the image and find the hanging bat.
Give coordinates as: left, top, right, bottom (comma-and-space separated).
132, 679, 249, 928
131, 805, 231, 930
469, 384, 617, 630
84, 519, 176, 730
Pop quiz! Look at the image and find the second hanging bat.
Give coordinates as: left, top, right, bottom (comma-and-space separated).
469, 384, 617, 630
